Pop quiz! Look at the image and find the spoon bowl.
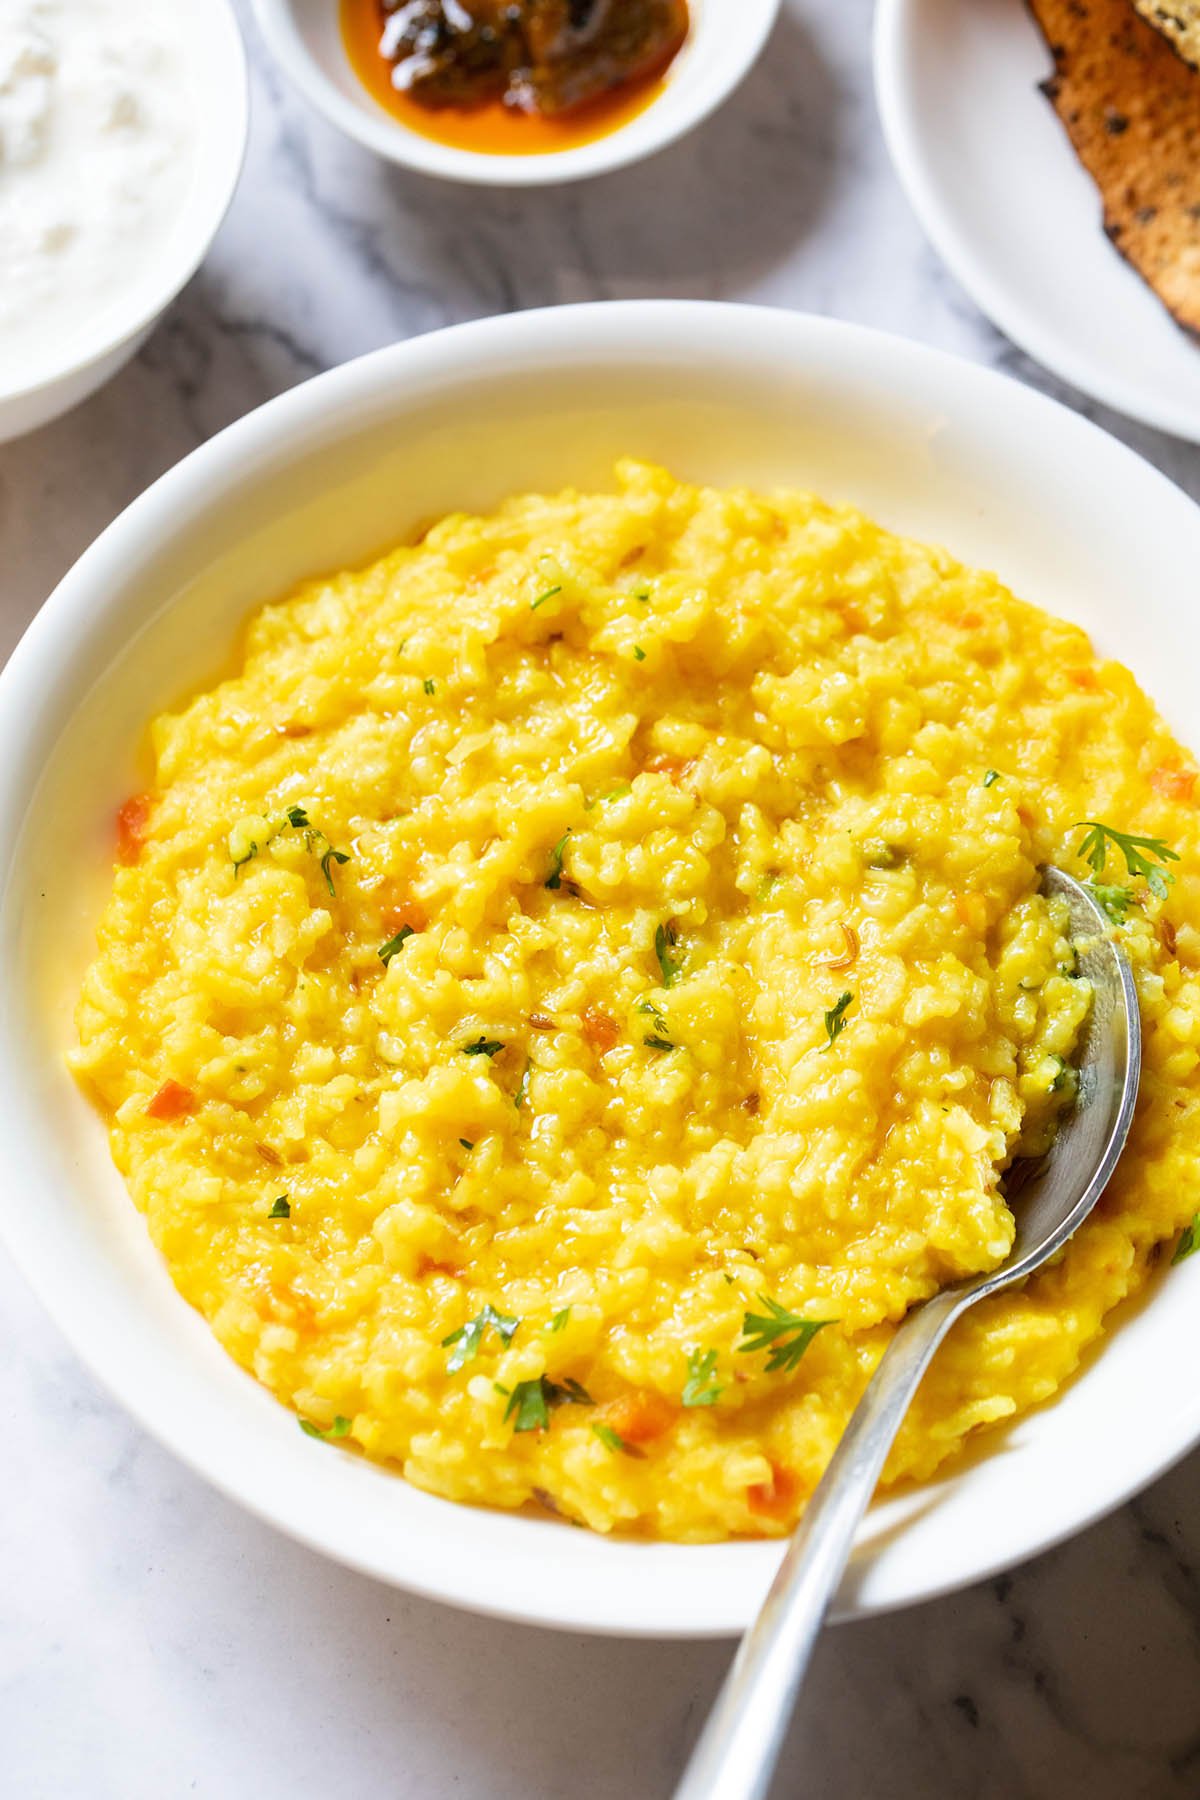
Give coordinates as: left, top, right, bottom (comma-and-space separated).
676, 865, 1142, 1800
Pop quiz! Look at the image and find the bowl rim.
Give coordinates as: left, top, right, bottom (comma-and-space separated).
6, 300, 1200, 1635
0, 0, 249, 407
248, 0, 781, 187
872, 0, 1200, 446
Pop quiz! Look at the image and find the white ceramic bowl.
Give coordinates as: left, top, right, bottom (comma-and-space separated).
4, 301, 1200, 1638
250, 0, 779, 185
0, 0, 248, 445
874, 0, 1200, 443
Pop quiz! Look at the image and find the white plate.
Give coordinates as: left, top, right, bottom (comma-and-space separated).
251, 0, 779, 186
874, 0, 1200, 443
3, 302, 1200, 1637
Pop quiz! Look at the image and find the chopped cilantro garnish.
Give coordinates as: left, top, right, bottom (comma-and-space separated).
459, 1137, 475, 1150
739, 1296, 832, 1373
531, 585, 562, 611
1089, 883, 1133, 924
593, 1423, 641, 1456
1172, 1213, 1200, 1265
644, 1034, 675, 1052
862, 841, 905, 870
682, 1349, 722, 1407
634, 588, 651, 602
585, 784, 631, 810
549, 1307, 571, 1332
983, 770, 1000, 788
284, 804, 311, 831
268, 1195, 290, 1219
633, 645, 646, 662
299, 1415, 351, 1441
822, 991, 853, 1051
442, 1304, 520, 1372
655, 922, 681, 988
1075, 821, 1179, 899
379, 925, 415, 964
545, 831, 570, 891
505, 1374, 593, 1433
423, 678, 436, 696
319, 846, 350, 898
463, 1036, 505, 1057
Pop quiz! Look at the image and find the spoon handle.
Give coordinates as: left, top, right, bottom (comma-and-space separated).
674, 1282, 971, 1800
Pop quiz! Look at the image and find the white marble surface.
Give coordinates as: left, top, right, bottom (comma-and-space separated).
4, 3, 1200, 1795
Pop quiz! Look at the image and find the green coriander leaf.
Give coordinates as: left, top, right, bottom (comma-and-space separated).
379, 924, 415, 964
1173, 1213, 1200, 1265
822, 991, 853, 1051
682, 1348, 722, 1407
299, 1414, 351, 1441
593, 1423, 641, 1457
459, 1137, 475, 1150
505, 1374, 593, 1433
268, 1195, 290, 1219
545, 831, 570, 891
284, 804, 311, 831
983, 770, 1000, 788
862, 840, 905, 870
1075, 821, 1178, 898
423, 677, 436, 695
549, 1307, 571, 1332
320, 846, 350, 897
739, 1296, 833, 1374
634, 588, 651, 602
442, 1303, 521, 1373
633, 645, 646, 662
655, 922, 681, 988
585, 783, 632, 810
644, 1034, 675, 1052
1089, 883, 1133, 925
531, 585, 562, 611
463, 1036, 505, 1057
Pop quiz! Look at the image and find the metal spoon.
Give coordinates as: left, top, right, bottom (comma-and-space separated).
676, 866, 1141, 1800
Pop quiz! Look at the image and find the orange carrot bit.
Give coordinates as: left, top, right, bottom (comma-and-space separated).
1151, 765, 1197, 803
954, 891, 989, 934
601, 1389, 676, 1447
747, 1463, 801, 1520
644, 752, 696, 785
1066, 667, 1100, 691
146, 1079, 195, 1121
581, 1007, 620, 1054
115, 794, 153, 866
380, 895, 429, 939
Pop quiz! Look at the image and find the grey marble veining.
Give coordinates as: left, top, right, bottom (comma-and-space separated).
3, 3, 1200, 1795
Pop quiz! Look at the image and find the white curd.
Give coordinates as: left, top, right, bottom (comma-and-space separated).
0, 0, 197, 392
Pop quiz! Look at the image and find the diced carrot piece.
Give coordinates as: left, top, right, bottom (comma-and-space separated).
644, 752, 696, 784
601, 1390, 676, 1446
954, 891, 988, 933
1151, 765, 1197, 802
146, 1079, 195, 1120
1067, 667, 1100, 691
416, 1255, 461, 1279
116, 794, 153, 865
380, 894, 429, 938
747, 1463, 801, 1520
581, 1007, 620, 1053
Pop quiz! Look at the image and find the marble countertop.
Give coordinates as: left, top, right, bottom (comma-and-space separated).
5, 3, 1200, 1795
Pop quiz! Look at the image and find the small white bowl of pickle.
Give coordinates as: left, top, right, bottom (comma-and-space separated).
251, 0, 781, 185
